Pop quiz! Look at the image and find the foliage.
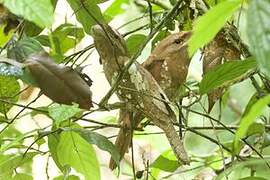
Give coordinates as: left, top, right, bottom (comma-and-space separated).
0, 0, 270, 179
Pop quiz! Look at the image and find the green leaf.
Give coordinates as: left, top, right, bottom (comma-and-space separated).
36, 24, 85, 61
48, 133, 64, 171
126, 34, 147, 55
200, 58, 257, 94
7, 37, 44, 62
242, 92, 260, 117
246, 0, 270, 78
234, 95, 270, 153
262, 133, 270, 148
48, 103, 82, 127
57, 131, 100, 180
69, 128, 120, 167
0, 152, 37, 177
216, 158, 270, 180
246, 122, 265, 137
13, 173, 33, 180
0, 75, 20, 114
151, 149, 179, 172
0, 26, 13, 47
103, 0, 129, 22
66, 0, 105, 35
53, 175, 80, 180
188, 0, 242, 55
0, 125, 22, 140
0, 130, 34, 153
3, 0, 54, 27
239, 177, 268, 180
23, 21, 44, 37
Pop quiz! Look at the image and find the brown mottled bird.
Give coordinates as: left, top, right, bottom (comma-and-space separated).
203, 29, 241, 112
109, 31, 192, 169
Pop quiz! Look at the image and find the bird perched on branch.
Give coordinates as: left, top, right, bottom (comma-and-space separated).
109, 32, 192, 169
92, 24, 190, 169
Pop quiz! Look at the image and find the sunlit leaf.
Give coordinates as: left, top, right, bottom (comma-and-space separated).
234, 95, 270, 153
57, 131, 100, 180
151, 149, 179, 172
48, 133, 64, 171
188, 0, 242, 55
103, 0, 129, 22
36, 24, 85, 61
48, 103, 82, 127
200, 58, 256, 94
0, 152, 37, 177
68, 128, 120, 167
0, 75, 20, 114
239, 177, 268, 180
246, 0, 270, 78
0, 26, 13, 47
126, 34, 146, 55
66, 0, 104, 34
13, 173, 33, 180
53, 175, 80, 180
3, 0, 54, 27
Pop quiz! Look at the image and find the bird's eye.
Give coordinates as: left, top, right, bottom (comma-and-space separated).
174, 39, 182, 44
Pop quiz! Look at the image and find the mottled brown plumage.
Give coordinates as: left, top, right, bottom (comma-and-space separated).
203, 30, 241, 112
92, 24, 190, 170
108, 31, 191, 169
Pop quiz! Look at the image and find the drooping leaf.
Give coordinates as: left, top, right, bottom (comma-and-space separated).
234, 95, 270, 153
57, 131, 100, 180
25, 52, 93, 109
103, 0, 129, 22
200, 58, 257, 94
151, 149, 180, 172
7, 37, 44, 62
66, 0, 105, 34
246, 0, 270, 78
68, 128, 120, 167
0, 75, 20, 114
126, 34, 146, 55
48, 103, 82, 127
188, 0, 242, 55
3, 0, 54, 27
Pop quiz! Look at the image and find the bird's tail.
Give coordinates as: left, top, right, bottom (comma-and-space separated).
162, 121, 190, 165
109, 109, 143, 170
